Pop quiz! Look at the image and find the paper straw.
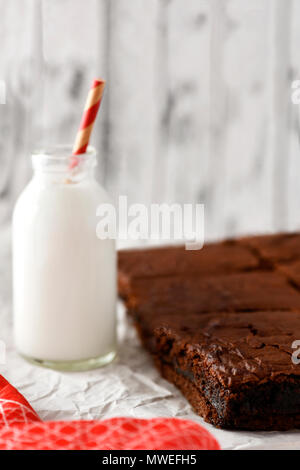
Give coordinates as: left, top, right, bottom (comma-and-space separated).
70, 78, 106, 169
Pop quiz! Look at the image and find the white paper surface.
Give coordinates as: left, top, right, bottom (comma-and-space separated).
0, 231, 300, 450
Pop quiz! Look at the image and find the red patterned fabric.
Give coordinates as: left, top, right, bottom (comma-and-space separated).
0, 376, 40, 427
0, 375, 220, 450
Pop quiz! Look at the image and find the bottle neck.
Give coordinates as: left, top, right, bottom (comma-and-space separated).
31, 145, 97, 185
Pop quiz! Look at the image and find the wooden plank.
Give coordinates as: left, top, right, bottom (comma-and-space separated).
206, 0, 227, 239
209, 0, 274, 238
105, 0, 160, 208
267, 0, 292, 231
150, 0, 169, 205
160, 0, 211, 208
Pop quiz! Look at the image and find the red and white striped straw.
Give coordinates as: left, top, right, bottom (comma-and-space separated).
70, 78, 106, 169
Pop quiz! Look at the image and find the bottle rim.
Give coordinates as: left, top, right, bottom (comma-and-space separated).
31, 144, 97, 173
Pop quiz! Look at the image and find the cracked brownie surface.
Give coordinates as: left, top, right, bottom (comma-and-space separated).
118, 233, 300, 430
154, 311, 300, 429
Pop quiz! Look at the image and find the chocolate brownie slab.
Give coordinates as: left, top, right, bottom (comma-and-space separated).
154, 311, 300, 430
240, 232, 300, 263
127, 271, 300, 316
118, 241, 260, 299
118, 234, 300, 430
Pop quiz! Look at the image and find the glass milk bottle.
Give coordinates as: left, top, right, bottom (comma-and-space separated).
12, 145, 117, 370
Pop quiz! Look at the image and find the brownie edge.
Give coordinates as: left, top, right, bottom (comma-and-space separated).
153, 311, 300, 430
156, 358, 300, 431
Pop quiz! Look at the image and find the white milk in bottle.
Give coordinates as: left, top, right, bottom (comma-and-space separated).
13, 145, 117, 370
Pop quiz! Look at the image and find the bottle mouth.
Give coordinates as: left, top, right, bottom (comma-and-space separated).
32, 144, 97, 173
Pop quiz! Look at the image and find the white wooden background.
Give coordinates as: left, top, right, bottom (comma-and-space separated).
0, 0, 300, 241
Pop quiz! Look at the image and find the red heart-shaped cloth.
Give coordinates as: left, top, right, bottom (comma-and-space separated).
0, 375, 220, 450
